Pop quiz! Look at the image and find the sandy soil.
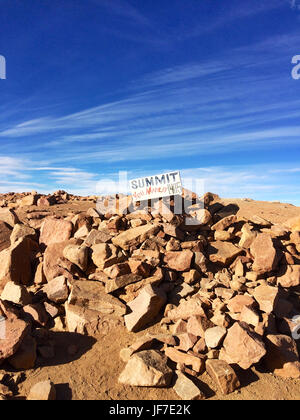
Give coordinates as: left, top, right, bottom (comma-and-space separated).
2, 197, 300, 400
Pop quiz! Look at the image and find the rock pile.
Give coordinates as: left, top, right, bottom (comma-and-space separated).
0, 189, 300, 399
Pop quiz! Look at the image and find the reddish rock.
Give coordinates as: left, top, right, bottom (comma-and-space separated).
192, 337, 207, 354
227, 295, 256, 313
1, 281, 32, 306
27, 380, 56, 400
10, 224, 36, 244
67, 280, 126, 317
0, 237, 33, 292
250, 233, 278, 274
277, 265, 300, 288
91, 243, 120, 270
0, 209, 19, 227
104, 262, 131, 278
37, 196, 52, 207
240, 305, 260, 327
119, 350, 172, 387
174, 371, 206, 400
128, 259, 151, 278
124, 285, 166, 332
112, 224, 160, 250
176, 333, 198, 352
253, 285, 279, 314
23, 303, 49, 327
163, 224, 185, 240
0, 301, 29, 364
63, 244, 89, 271
265, 334, 300, 378
164, 347, 204, 373
167, 297, 206, 321
105, 273, 143, 294
206, 359, 240, 395
284, 215, 300, 232
0, 221, 11, 252
207, 241, 242, 265
204, 326, 227, 349
187, 315, 214, 338
8, 334, 37, 370
164, 250, 193, 272
39, 217, 73, 247
220, 322, 266, 370
211, 215, 238, 231
42, 276, 69, 303
43, 239, 80, 282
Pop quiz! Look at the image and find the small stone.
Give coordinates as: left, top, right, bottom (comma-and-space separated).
173, 371, 206, 400
206, 359, 240, 395
204, 326, 227, 349
176, 333, 198, 352
253, 285, 279, 314
42, 276, 69, 304
27, 380, 56, 400
164, 347, 204, 373
63, 244, 89, 271
227, 295, 256, 313
119, 350, 172, 387
164, 250, 193, 272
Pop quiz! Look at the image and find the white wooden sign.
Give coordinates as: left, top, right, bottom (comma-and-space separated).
130, 171, 183, 202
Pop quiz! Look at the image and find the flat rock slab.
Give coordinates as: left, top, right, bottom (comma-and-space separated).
112, 224, 160, 250
68, 280, 126, 317
27, 380, 56, 400
105, 273, 143, 294
207, 241, 242, 265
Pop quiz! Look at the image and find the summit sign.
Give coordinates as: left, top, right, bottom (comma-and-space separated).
130, 171, 183, 202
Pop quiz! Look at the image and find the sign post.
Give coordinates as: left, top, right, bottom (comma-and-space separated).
130, 171, 183, 202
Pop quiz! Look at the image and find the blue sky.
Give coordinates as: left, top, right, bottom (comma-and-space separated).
0, 0, 300, 204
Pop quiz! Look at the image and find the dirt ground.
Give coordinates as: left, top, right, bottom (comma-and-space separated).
2, 197, 300, 400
